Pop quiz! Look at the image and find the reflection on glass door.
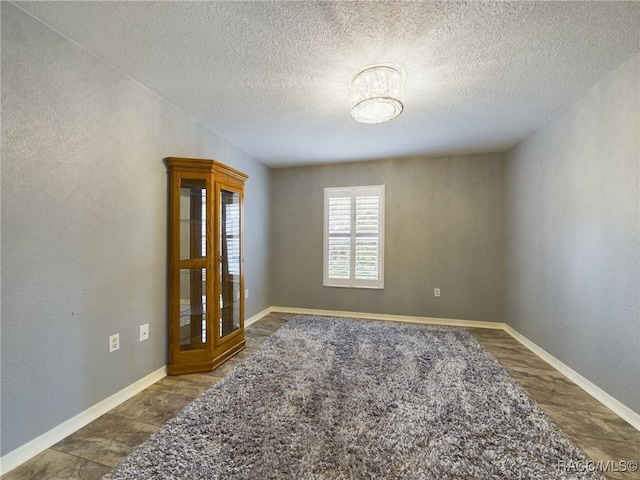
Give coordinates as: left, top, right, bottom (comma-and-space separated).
179, 178, 207, 351
179, 180, 206, 260
179, 268, 206, 349
220, 188, 241, 337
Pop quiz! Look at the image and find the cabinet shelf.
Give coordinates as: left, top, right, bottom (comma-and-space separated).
180, 330, 206, 344
166, 157, 247, 376
179, 305, 206, 317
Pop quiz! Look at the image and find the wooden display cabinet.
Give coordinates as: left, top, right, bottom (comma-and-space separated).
165, 157, 247, 375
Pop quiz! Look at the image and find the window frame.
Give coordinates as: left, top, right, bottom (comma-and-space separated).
323, 185, 385, 289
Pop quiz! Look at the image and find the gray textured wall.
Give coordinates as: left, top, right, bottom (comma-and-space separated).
1, 4, 271, 455
271, 154, 506, 322
505, 54, 640, 412
4, 0, 638, 463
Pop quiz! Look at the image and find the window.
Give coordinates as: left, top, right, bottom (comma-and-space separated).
323, 185, 385, 289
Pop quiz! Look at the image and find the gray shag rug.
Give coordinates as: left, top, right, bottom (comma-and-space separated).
104, 316, 603, 480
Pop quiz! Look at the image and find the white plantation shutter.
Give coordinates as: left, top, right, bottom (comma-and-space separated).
355, 195, 380, 280
327, 197, 351, 279
324, 186, 384, 288
224, 203, 241, 276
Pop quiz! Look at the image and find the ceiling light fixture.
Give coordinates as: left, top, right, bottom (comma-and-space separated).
350, 65, 404, 124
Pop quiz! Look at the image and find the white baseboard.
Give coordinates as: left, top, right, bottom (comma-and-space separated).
1, 306, 276, 474
0, 366, 167, 476
504, 325, 640, 431
245, 306, 273, 327
4, 307, 638, 474
270, 306, 505, 330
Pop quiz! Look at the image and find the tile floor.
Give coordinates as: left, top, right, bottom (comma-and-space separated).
467, 327, 640, 480
3, 312, 639, 480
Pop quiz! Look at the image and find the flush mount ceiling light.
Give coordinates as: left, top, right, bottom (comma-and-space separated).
350, 65, 404, 124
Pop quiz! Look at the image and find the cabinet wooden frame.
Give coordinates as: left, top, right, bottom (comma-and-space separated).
165, 157, 248, 375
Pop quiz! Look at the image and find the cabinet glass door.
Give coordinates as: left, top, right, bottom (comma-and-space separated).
219, 188, 241, 338
179, 268, 207, 349
179, 178, 207, 351
180, 179, 206, 260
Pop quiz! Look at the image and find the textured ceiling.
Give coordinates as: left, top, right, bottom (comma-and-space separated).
12, 1, 640, 167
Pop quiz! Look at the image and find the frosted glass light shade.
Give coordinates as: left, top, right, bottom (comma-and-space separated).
350, 66, 404, 124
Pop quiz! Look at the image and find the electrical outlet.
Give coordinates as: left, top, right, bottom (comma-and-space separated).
434, 288, 441, 297
109, 333, 120, 353
139, 323, 149, 342
245, 289, 249, 299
